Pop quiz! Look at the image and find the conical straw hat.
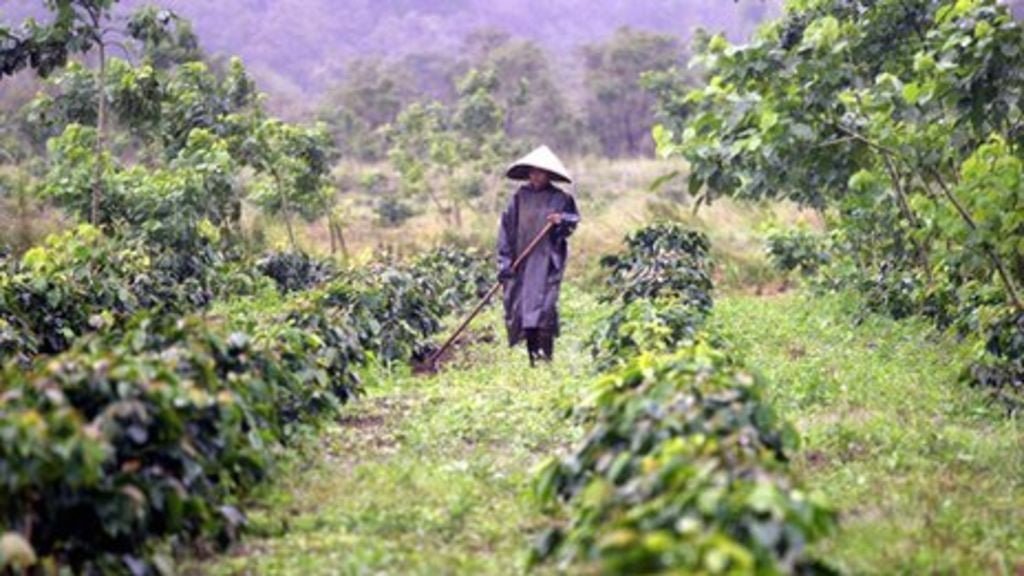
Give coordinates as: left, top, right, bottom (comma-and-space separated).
506, 145, 573, 184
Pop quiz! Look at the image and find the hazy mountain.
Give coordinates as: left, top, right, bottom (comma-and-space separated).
2, 0, 778, 102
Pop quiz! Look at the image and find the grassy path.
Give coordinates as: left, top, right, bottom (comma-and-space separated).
715, 292, 1024, 574
203, 286, 602, 575
201, 286, 1023, 574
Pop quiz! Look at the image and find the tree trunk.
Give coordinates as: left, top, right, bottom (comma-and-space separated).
272, 169, 297, 250
91, 39, 107, 225
621, 111, 634, 157
881, 155, 931, 282
924, 169, 1023, 312
329, 216, 349, 261
424, 187, 447, 222
15, 179, 32, 251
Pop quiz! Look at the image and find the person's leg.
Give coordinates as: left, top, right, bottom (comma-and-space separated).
525, 328, 540, 367
539, 330, 554, 362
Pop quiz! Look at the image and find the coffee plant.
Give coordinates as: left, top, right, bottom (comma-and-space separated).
256, 250, 338, 294
0, 225, 168, 363
965, 310, 1024, 412
534, 225, 835, 574
0, 223, 488, 570
409, 246, 491, 311
0, 225, 272, 366
533, 347, 834, 574
0, 320, 280, 573
765, 229, 830, 277
588, 222, 715, 371
587, 297, 707, 371
319, 266, 445, 363
599, 222, 713, 310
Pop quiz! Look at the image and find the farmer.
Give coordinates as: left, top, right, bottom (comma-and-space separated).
497, 145, 580, 366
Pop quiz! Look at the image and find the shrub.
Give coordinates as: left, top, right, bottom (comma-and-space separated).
0, 226, 153, 362
533, 345, 835, 574
964, 310, 1024, 412
286, 247, 490, 366
765, 229, 829, 276
534, 225, 835, 574
859, 260, 921, 321
589, 223, 715, 371
599, 223, 713, 311
318, 266, 443, 362
409, 246, 491, 312
0, 225, 277, 367
0, 304, 378, 571
0, 320, 274, 572
0, 241, 493, 571
256, 250, 337, 294
375, 196, 418, 227
587, 298, 707, 370
275, 298, 367, 413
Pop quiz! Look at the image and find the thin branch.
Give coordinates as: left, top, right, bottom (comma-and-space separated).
881, 153, 932, 280
812, 135, 857, 149
833, 121, 1022, 311
830, 122, 901, 157
924, 166, 1024, 311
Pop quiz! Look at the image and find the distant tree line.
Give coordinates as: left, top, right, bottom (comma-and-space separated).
316, 26, 690, 161
1, 2, 342, 253
0, 5, 693, 247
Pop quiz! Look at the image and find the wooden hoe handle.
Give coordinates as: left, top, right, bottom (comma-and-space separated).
425, 221, 556, 368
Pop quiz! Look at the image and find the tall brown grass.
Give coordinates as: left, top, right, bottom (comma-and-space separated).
4, 155, 817, 294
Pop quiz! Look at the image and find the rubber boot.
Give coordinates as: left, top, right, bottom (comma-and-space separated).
539, 331, 554, 362
525, 329, 540, 367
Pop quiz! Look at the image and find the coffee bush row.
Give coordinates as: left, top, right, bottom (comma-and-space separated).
0, 231, 489, 573
532, 222, 836, 574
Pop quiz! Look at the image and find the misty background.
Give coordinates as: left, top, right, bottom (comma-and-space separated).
0, 0, 790, 253
2, 1, 777, 100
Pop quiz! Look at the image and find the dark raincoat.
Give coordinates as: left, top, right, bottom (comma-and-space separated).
497, 183, 580, 346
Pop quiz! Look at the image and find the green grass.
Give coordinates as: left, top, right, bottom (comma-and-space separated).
198, 285, 604, 575
713, 291, 1024, 574
198, 278, 1024, 574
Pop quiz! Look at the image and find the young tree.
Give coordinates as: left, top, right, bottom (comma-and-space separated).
27, 55, 259, 234
582, 27, 683, 157
464, 30, 583, 154
1, 2, 197, 225
452, 67, 509, 220
387, 68, 509, 232
318, 57, 416, 162
242, 120, 336, 251
67, 2, 113, 227
1, 1, 118, 80
657, 0, 1024, 324
388, 102, 456, 224
126, 6, 201, 70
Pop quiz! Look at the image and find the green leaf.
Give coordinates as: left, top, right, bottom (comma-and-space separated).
649, 170, 681, 192
902, 82, 923, 104
802, 16, 841, 50
21, 247, 49, 271
974, 20, 993, 39
652, 124, 676, 158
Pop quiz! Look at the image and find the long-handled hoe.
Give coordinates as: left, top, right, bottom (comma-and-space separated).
414, 221, 555, 375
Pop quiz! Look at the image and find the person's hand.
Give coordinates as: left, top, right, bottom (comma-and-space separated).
546, 212, 563, 225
